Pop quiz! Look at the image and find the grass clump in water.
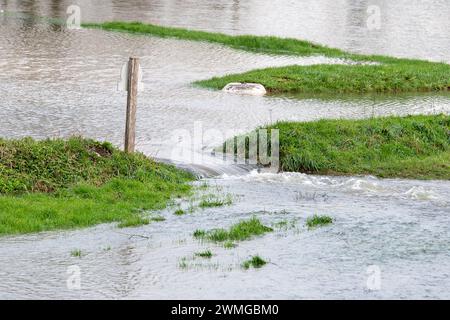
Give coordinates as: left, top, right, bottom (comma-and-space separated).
193, 217, 273, 243
174, 209, 186, 216
0, 137, 194, 236
226, 114, 450, 179
178, 257, 188, 269
118, 216, 150, 228
196, 62, 450, 95
195, 250, 213, 259
198, 193, 233, 209
223, 241, 236, 249
306, 215, 333, 229
71, 249, 82, 257
242, 256, 267, 269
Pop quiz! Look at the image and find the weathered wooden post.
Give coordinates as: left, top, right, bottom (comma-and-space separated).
124, 57, 139, 153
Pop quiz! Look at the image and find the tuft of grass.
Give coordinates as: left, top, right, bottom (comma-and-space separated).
174, 209, 186, 216
149, 215, 166, 222
71, 249, 82, 257
193, 229, 206, 238
306, 215, 333, 229
118, 216, 150, 228
83, 21, 450, 95
223, 241, 236, 249
273, 219, 297, 230
225, 114, 450, 179
198, 193, 233, 209
178, 257, 188, 269
0, 137, 194, 236
193, 217, 273, 243
242, 255, 267, 269
195, 250, 213, 259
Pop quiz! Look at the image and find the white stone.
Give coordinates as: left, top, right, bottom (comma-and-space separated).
222, 82, 267, 96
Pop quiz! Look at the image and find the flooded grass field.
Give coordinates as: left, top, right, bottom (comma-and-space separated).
0, 0, 449, 299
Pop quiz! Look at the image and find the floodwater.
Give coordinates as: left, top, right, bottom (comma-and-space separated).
0, 0, 449, 299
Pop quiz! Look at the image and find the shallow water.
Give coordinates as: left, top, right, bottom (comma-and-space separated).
0, 1, 449, 299
1, 173, 449, 299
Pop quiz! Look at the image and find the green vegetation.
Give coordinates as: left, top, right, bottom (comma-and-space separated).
149, 215, 166, 222
273, 219, 297, 230
306, 215, 333, 229
242, 256, 267, 269
196, 62, 450, 95
71, 249, 82, 257
174, 209, 186, 216
179, 257, 188, 269
223, 241, 236, 249
82, 21, 346, 57
0, 137, 193, 236
228, 114, 450, 179
193, 217, 273, 243
195, 250, 213, 258
83, 21, 450, 95
198, 193, 233, 209
118, 216, 150, 228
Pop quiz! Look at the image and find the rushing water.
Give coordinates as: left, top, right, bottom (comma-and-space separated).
0, 0, 449, 299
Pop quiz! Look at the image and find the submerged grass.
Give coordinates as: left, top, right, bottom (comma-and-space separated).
197, 62, 450, 95
195, 250, 213, 259
70, 249, 82, 257
0, 137, 194, 236
198, 193, 233, 209
193, 217, 273, 243
242, 256, 267, 269
117, 216, 150, 228
83, 21, 450, 95
174, 209, 186, 216
306, 215, 333, 229
227, 114, 450, 179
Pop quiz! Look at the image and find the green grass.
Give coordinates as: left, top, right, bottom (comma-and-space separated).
223, 241, 236, 249
195, 250, 213, 259
83, 21, 450, 95
242, 256, 267, 269
227, 114, 450, 179
306, 215, 333, 229
70, 249, 82, 257
174, 209, 186, 216
178, 257, 188, 269
197, 62, 450, 95
0, 137, 194, 236
193, 217, 273, 243
198, 193, 233, 209
118, 216, 150, 228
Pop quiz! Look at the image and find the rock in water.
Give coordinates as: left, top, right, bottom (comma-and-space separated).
222, 82, 267, 96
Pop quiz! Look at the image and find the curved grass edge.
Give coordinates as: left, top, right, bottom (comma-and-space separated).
0, 137, 195, 236
82, 21, 450, 95
222, 114, 450, 180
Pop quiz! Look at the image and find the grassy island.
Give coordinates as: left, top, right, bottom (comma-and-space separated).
83, 21, 450, 95
228, 114, 450, 179
0, 137, 193, 236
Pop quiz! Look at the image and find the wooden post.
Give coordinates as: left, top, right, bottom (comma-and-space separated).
124, 57, 139, 153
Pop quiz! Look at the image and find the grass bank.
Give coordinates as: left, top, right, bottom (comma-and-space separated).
83, 21, 450, 95
226, 114, 450, 179
0, 137, 193, 236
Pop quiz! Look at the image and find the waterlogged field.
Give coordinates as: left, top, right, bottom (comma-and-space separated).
1, 174, 449, 299
0, 0, 449, 300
